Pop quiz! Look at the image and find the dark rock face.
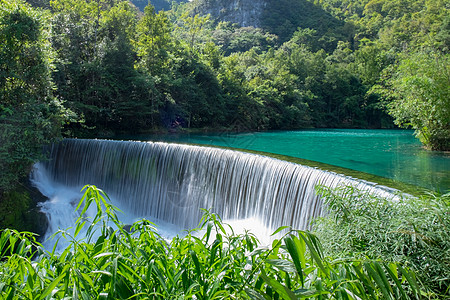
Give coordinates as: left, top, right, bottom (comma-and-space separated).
193, 0, 267, 27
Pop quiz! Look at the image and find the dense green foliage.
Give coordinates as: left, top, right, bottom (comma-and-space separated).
0, 0, 69, 193
309, 0, 450, 149
314, 185, 450, 298
177, 0, 450, 149
0, 185, 425, 299
2, 0, 444, 149
375, 50, 450, 150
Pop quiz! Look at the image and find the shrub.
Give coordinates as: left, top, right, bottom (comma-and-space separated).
314, 185, 450, 298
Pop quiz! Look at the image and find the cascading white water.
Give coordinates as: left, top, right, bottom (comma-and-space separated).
31, 138, 396, 246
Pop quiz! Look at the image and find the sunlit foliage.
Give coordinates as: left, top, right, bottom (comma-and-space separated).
0, 185, 425, 299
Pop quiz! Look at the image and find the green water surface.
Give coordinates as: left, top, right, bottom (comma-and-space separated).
127, 129, 449, 193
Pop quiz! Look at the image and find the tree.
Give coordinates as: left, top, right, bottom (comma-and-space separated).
49, 0, 109, 133
378, 49, 450, 150
136, 4, 173, 74
99, 1, 162, 130
0, 0, 68, 191
50, 0, 162, 134
177, 11, 210, 51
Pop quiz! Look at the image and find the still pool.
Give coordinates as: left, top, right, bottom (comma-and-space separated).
124, 129, 449, 193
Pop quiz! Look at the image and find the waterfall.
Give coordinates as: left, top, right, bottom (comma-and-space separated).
32, 138, 395, 240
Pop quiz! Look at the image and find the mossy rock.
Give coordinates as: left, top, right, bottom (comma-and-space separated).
0, 184, 48, 239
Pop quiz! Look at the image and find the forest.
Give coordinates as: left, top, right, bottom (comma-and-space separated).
0, 0, 449, 298
1, 0, 449, 194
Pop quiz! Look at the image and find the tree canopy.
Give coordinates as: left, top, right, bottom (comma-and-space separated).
0, 0, 69, 192
1, 0, 448, 196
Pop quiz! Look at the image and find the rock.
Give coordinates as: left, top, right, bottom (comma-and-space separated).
193, 0, 267, 28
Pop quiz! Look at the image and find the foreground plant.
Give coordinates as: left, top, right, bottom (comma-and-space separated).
315, 185, 450, 298
0, 185, 423, 299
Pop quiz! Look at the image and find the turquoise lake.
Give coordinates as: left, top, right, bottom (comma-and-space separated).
125, 129, 449, 193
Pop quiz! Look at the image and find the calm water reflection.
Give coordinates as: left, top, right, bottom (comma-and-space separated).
126, 129, 449, 192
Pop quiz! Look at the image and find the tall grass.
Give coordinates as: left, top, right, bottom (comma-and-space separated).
0, 185, 424, 299
314, 185, 450, 298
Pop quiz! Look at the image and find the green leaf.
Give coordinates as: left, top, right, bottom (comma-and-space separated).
206, 221, 213, 243
190, 250, 203, 282
39, 265, 69, 299
364, 262, 393, 300
266, 259, 296, 273
91, 270, 112, 277
298, 232, 328, 275
284, 235, 304, 286
93, 252, 116, 259
245, 287, 269, 300
260, 271, 297, 300
74, 220, 86, 238
249, 246, 269, 256
398, 265, 420, 300
271, 226, 291, 236
294, 288, 330, 298
384, 263, 408, 300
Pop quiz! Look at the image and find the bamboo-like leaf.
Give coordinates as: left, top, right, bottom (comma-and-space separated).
190, 250, 203, 283
298, 232, 328, 275
352, 262, 376, 294
284, 235, 304, 286
364, 262, 393, 300
260, 271, 297, 300
73, 283, 78, 300
79, 271, 95, 289
206, 221, 213, 243
116, 278, 134, 299
110, 256, 118, 296
17, 238, 27, 256
374, 262, 394, 295
271, 226, 291, 236
294, 288, 330, 298
342, 288, 363, 300
153, 264, 168, 294
293, 235, 306, 269
24, 260, 36, 292
384, 263, 408, 299
209, 238, 221, 268
6, 288, 15, 300
91, 270, 112, 277
344, 281, 368, 300
93, 252, 116, 259
40, 265, 69, 299
249, 246, 269, 256
76, 185, 89, 211
244, 287, 269, 300
118, 260, 141, 283
266, 259, 297, 273
74, 220, 86, 238
387, 263, 398, 279
0, 230, 11, 257
398, 265, 420, 299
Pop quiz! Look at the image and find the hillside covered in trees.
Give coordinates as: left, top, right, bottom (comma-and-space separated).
1, 1, 449, 297
0, 0, 449, 214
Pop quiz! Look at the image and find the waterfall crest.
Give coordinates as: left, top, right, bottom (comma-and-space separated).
36, 139, 394, 233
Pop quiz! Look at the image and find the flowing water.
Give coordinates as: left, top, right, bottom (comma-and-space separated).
123, 129, 450, 193
31, 138, 398, 248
